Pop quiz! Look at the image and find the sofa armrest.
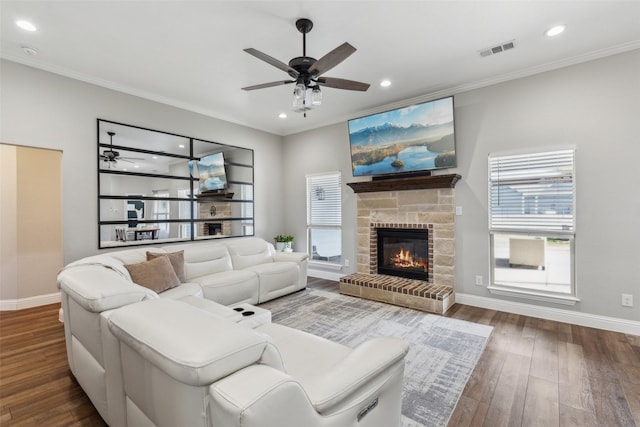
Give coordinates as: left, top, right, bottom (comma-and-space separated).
273, 251, 309, 263
209, 365, 319, 427
307, 337, 409, 414
108, 299, 268, 386
58, 265, 157, 313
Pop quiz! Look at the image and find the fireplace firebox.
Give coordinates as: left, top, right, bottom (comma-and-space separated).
377, 228, 429, 281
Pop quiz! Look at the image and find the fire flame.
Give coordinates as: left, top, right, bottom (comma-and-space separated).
391, 248, 427, 272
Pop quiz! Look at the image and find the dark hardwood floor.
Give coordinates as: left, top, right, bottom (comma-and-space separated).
1, 278, 638, 426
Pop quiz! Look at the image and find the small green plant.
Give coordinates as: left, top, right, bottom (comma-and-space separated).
274, 234, 294, 242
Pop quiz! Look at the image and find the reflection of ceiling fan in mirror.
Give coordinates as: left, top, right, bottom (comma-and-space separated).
100, 131, 145, 166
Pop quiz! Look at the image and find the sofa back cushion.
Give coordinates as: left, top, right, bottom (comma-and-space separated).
164, 243, 233, 280
227, 238, 274, 270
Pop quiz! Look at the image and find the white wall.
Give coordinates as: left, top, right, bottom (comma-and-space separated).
0, 60, 285, 269
284, 50, 640, 322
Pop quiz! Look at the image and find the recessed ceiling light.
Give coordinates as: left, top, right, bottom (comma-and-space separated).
380, 80, 391, 88
152, 155, 158, 159
16, 20, 37, 32
545, 25, 566, 37
134, 165, 140, 168
278, 113, 287, 119
178, 144, 185, 148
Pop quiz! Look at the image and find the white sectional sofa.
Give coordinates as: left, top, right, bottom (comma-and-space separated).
57, 236, 409, 427
57, 237, 308, 426
108, 299, 409, 427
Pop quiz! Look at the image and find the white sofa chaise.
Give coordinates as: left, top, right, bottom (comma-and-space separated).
57, 237, 308, 426
108, 299, 409, 427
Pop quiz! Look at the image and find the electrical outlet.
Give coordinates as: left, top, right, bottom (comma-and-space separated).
344, 259, 350, 267
455, 206, 463, 216
622, 294, 633, 307
475, 275, 483, 286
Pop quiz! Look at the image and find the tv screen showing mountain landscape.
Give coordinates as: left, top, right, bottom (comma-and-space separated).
348, 96, 456, 176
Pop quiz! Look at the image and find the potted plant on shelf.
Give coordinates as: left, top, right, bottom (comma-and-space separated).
274, 234, 294, 252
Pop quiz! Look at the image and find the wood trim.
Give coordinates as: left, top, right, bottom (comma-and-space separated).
346, 173, 461, 193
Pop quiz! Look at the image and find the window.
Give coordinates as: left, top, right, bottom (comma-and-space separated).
306, 172, 342, 265
488, 148, 576, 303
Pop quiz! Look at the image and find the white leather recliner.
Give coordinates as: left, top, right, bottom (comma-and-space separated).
107, 299, 409, 427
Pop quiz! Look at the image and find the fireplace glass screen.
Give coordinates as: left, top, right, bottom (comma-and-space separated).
377, 228, 429, 281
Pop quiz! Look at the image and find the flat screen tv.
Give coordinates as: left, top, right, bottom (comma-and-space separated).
189, 152, 228, 193
348, 96, 456, 177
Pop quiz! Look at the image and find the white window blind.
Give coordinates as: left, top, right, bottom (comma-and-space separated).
307, 172, 341, 226
489, 149, 575, 233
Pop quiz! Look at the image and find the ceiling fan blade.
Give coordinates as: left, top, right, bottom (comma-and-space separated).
119, 157, 145, 161
308, 42, 356, 77
242, 80, 295, 91
244, 48, 300, 79
316, 77, 370, 91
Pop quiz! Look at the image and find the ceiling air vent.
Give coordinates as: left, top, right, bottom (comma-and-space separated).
479, 40, 516, 57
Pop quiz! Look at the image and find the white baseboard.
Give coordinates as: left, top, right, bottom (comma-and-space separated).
0, 292, 61, 311
456, 293, 640, 336
307, 269, 345, 282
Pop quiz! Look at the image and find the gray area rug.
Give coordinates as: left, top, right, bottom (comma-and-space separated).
260, 289, 492, 427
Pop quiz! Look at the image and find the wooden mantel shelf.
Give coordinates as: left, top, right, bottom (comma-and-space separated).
346, 173, 461, 193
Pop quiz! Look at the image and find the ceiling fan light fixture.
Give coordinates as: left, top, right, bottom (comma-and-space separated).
311, 86, 322, 106
243, 18, 369, 116
293, 82, 306, 108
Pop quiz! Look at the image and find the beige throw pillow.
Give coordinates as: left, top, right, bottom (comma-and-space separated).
125, 256, 180, 293
147, 251, 186, 282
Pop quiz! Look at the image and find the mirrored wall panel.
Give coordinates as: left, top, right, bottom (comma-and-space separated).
98, 119, 254, 248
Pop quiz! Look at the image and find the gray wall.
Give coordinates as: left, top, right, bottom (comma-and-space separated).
0, 59, 285, 267
283, 49, 640, 321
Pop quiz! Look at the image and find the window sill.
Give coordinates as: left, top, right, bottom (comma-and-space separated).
487, 285, 580, 306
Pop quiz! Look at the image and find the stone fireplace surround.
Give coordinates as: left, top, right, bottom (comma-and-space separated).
340, 174, 460, 315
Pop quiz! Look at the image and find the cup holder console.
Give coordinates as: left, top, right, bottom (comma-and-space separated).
233, 306, 255, 317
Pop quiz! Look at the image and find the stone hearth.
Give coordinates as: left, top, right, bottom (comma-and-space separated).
340, 174, 459, 315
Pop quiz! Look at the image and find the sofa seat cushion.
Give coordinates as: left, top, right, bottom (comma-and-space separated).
245, 262, 299, 303
177, 295, 242, 322
255, 323, 350, 391
108, 299, 268, 386
191, 270, 259, 305
158, 283, 203, 300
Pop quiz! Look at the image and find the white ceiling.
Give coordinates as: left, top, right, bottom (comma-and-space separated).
2, 1, 639, 136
